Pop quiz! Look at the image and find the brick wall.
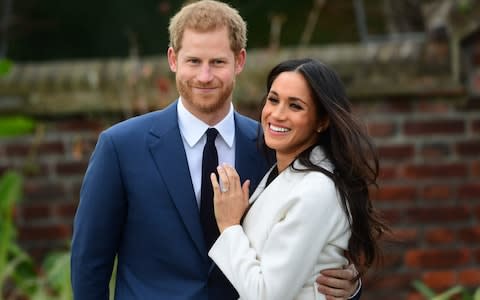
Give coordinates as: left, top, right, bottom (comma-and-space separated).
2, 25, 480, 298
1, 95, 479, 299
357, 98, 480, 299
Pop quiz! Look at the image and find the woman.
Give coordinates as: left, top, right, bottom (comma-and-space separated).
209, 58, 389, 300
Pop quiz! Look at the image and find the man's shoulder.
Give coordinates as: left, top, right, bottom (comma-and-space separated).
234, 112, 261, 137
105, 103, 176, 137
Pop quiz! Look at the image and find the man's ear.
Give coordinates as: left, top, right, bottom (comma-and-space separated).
167, 47, 177, 72
234, 48, 246, 75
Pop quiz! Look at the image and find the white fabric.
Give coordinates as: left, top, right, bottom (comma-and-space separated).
209, 146, 351, 300
177, 98, 235, 206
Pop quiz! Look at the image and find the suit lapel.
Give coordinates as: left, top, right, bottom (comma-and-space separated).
147, 102, 206, 258
234, 112, 269, 197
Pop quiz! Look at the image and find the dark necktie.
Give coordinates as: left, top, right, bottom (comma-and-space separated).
200, 128, 220, 250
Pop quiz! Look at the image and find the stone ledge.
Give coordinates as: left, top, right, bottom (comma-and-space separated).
0, 38, 462, 116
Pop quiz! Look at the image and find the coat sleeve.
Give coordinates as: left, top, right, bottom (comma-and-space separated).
209, 173, 350, 300
71, 131, 127, 300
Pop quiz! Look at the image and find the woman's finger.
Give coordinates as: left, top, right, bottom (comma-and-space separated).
222, 164, 240, 191
217, 165, 229, 192
210, 173, 220, 199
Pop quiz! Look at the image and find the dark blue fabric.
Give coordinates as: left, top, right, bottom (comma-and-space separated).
71, 101, 270, 300
200, 128, 220, 251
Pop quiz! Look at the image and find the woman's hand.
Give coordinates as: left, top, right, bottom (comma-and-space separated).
210, 164, 250, 233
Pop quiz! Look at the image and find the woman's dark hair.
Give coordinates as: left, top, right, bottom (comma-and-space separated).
260, 58, 389, 278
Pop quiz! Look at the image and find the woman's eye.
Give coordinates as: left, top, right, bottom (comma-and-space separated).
267, 97, 279, 104
290, 103, 303, 110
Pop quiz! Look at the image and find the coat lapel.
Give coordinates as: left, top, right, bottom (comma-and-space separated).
147, 102, 206, 258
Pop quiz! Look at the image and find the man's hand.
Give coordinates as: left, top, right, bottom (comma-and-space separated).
316, 264, 359, 300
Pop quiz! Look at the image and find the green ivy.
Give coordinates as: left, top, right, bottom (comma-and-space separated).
0, 59, 12, 77
413, 280, 480, 300
0, 116, 36, 137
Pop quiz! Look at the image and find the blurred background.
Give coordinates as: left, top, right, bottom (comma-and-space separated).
0, 0, 479, 299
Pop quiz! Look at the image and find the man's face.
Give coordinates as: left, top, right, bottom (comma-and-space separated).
168, 27, 246, 124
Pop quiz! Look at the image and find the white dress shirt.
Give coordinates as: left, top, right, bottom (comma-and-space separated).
177, 98, 236, 207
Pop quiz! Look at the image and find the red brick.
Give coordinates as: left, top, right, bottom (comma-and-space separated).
472, 161, 480, 177
382, 251, 404, 269
378, 165, 397, 181
365, 272, 415, 290
55, 161, 88, 176
417, 102, 451, 113
5, 141, 64, 157
391, 228, 418, 244
406, 206, 471, 223
459, 269, 480, 286
458, 183, 480, 200
473, 119, 480, 133
421, 271, 456, 290
55, 119, 105, 133
474, 248, 480, 263
367, 121, 397, 138
404, 120, 465, 135
37, 141, 65, 156
5, 142, 32, 157
361, 100, 413, 114
382, 101, 414, 113
405, 248, 471, 268
380, 209, 404, 225
377, 145, 414, 160
18, 224, 72, 241
375, 185, 417, 202
404, 163, 468, 179
422, 185, 452, 201
420, 143, 451, 159
458, 226, 480, 243
425, 228, 456, 244
456, 140, 480, 157
406, 292, 426, 300
54, 202, 78, 218
23, 181, 66, 202
19, 203, 51, 220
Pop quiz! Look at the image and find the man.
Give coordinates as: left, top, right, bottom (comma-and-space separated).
71, 1, 360, 299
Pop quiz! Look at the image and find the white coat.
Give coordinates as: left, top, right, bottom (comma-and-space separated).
209, 146, 351, 300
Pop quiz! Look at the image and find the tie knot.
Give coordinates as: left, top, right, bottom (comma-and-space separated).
205, 128, 218, 144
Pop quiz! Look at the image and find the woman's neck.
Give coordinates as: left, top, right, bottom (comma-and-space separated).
275, 154, 295, 173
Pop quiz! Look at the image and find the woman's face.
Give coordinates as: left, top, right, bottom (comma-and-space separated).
261, 71, 321, 163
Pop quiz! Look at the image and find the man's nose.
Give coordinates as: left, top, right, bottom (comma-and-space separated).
197, 65, 213, 82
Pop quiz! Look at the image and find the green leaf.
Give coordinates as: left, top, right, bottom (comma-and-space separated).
473, 287, 480, 300
0, 116, 36, 137
432, 286, 464, 300
412, 280, 436, 298
0, 59, 12, 77
0, 171, 22, 215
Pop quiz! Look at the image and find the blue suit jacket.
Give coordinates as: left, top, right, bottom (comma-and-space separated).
71, 101, 271, 299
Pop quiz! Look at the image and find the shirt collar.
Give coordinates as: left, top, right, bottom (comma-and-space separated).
177, 98, 235, 148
